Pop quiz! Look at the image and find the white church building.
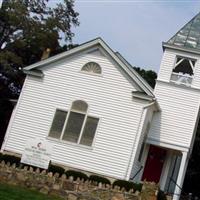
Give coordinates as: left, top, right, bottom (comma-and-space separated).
2, 12, 200, 200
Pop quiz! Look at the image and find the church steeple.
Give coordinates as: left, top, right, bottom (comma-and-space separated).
148, 12, 200, 199
167, 12, 200, 51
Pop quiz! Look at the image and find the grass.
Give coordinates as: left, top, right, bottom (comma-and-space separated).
0, 183, 63, 200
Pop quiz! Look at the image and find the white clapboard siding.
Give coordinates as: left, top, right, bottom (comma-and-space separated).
130, 106, 154, 182
148, 48, 200, 150
148, 80, 200, 148
4, 50, 148, 179
157, 49, 176, 82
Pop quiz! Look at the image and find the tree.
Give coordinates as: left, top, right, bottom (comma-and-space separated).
0, 0, 79, 98
133, 67, 157, 88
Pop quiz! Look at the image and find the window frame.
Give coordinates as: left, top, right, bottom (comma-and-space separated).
170, 55, 196, 86
48, 101, 100, 147
138, 122, 150, 163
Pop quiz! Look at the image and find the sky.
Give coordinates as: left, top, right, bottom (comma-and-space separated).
68, 1, 200, 72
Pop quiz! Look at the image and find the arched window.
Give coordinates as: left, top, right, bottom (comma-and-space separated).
49, 100, 99, 146
81, 62, 102, 74
71, 100, 88, 112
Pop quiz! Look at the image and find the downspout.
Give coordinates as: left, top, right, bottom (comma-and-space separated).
125, 100, 157, 180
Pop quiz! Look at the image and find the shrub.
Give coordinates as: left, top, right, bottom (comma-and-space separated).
0, 154, 21, 167
113, 180, 143, 192
65, 170, 88, 181
48, 164, 65, 176
89, 175, 111, 185
0, 153, 3, 160
157, 190, 167, 200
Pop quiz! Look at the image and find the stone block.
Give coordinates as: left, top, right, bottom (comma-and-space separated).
40, 186, 50, 194
68, 193, 78, 200
63, 180, 75, 191
112, 193, 125, 200
53, 184, 61, 190
16, 172, 27, 182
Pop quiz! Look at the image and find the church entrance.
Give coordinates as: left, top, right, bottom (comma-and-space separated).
142, 145, 167, 183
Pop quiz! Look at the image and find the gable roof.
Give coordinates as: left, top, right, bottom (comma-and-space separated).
164, 12, 200, 52
23, 38, 154, 97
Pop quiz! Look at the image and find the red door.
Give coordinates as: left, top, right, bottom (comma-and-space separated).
142, 145, 166, 183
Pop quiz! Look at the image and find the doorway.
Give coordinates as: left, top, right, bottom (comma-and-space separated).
142, 145, 167, 183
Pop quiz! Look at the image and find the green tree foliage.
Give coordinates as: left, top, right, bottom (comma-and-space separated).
133, 67, 157, 88
0, 0, 79, 98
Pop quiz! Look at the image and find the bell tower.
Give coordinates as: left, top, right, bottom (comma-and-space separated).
146, 12, 200, 199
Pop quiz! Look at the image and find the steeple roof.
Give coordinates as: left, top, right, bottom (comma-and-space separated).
167, 12, 200, 51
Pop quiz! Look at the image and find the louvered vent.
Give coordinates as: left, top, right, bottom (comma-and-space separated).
81, 62, 101, 74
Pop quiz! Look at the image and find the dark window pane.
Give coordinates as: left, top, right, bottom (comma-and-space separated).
80, 117, 99, 146
63, 112, 85, 143
49, 110, 67, 139
173, 58, 194, 75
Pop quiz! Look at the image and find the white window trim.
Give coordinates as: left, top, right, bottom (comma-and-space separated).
170, 55, 196, 86
80, 70, 103, 77
48, 101, 100, 147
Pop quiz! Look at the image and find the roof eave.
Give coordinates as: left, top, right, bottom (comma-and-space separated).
23, 69, 44, 77
24, 38, 101, 71
23, 37, 154, 97
163, 42, 200, 55
98, 40, 154, 97
132, 91, 154, 101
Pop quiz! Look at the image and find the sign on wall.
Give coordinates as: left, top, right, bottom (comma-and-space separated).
21, 138, 53, 169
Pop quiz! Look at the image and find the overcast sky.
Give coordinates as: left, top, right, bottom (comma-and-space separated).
69, 1, 200, 72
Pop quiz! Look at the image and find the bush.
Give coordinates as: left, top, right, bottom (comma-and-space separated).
0, 154, 21, 167
65, 170, 88, 181
113, 180, 143, 192
48, 164, 65, 176
89, 175, 111, 185
157, 190, 167, 200
0, 153, 3, 160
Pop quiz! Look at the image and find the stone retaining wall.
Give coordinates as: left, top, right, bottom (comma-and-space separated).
0, 161, 159, 200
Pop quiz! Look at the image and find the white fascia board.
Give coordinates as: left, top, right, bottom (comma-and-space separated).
23, 37, 154, 96
23, 69, 44, 77
132, 92, 154, 101
97, 40, 154, 96
115, 52, 154, 96
24, 38, 100, 70
163, 42, 200, 56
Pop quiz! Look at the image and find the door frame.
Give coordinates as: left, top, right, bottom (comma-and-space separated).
141, 144, 167, 183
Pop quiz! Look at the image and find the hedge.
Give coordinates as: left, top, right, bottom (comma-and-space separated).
0, 153, 21, 167
48, 164, 65, 176
113, 180, 143, 192
89, 175, 111, 185
65, 170, 88, 181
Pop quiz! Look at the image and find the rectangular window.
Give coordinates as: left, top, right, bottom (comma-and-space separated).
49, 110, 68, 139
170, 56, 196, 86
62, 112, 85, 143
80, 117, 99, 146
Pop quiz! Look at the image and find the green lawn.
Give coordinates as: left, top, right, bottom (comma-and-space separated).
0, 183, 63, 200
